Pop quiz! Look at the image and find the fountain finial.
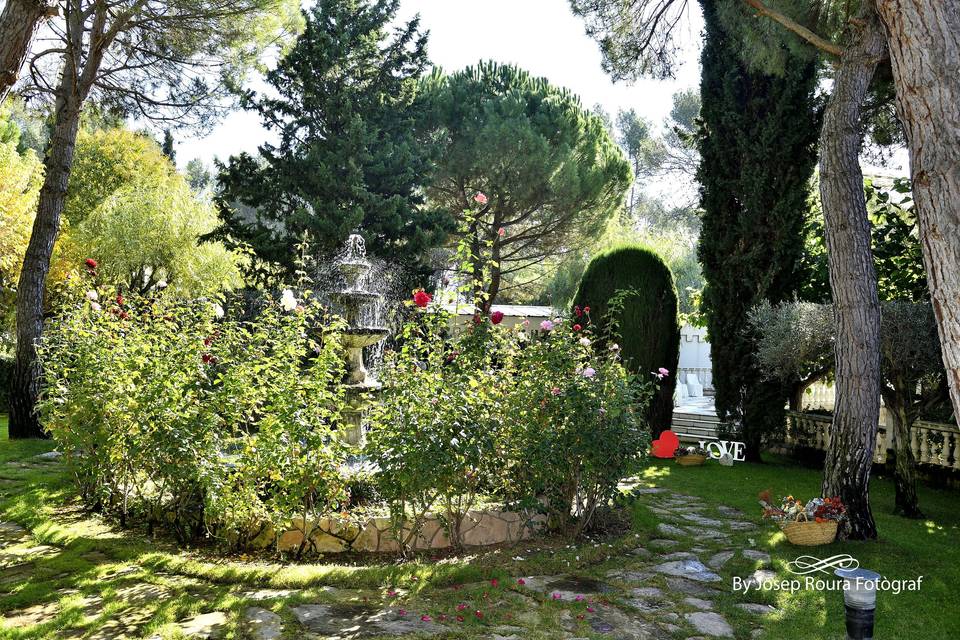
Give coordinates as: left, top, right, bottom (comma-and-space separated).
346, 233, 366, 260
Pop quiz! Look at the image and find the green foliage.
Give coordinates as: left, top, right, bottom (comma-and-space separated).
65, 127, 179, 226
37, 287, 349, 549
573, 243, 679, 432
498, 311, 655, 536
801, 176, 927, 303
697, 0, 819, 458
0, 115, 43, 330
217, 0, 447, 281
71, 176, 244, 298
367, 299, 655, 547
423, 60, 631, 306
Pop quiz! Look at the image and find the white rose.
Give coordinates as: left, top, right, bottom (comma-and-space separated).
86, 290, 98, 301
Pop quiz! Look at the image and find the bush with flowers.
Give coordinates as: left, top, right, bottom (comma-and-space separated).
366, 292, 658, 547
38, 270, 350, 549
758, 490, 847, 524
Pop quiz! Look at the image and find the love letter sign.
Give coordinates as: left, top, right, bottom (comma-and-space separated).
698, 440, 746, 462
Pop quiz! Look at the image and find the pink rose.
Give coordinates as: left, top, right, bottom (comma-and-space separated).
540, 320, 554, 331
474, 192, 488, 205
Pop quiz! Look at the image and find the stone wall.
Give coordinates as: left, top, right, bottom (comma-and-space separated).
258, 509, 545, 554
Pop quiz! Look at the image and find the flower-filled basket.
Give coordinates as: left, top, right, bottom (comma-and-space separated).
759, 492, 846, 546
675, 445, 708, 467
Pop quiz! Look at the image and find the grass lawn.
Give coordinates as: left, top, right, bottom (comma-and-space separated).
0, 419, 956, 639
635, 454, 960, 640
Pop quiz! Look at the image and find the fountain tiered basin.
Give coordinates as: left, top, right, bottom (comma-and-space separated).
328, 235, 389, 443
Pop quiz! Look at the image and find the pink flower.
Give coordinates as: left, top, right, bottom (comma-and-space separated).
586, 606, 596, 613
420, 614, 432, 622
552, 593, 562, 600
522, 319, 530, 328
658, 367, 670, 376
413, 289, 432, 308
572, 323, 582, 332
387, 590, 398, 597
575, 595, 585, 601
84, 258, 98, 270
574, 305, 582, 317
491, 310, 504, 325
456, 603, 467, 611
583, 306, 590, 314
398, 609, 407, 616
581, 367, 596, 378
517, 578, 526, 586
474, 610, 483, 619
474, 192, 488, 205
497, 227, 505, 237
438, 614, 447, 621
540, 320, 554, 331
490, 578, 499, 588
456, 615, 465, 622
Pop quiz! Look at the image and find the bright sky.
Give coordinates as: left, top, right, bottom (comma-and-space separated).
175, 0, 705, 168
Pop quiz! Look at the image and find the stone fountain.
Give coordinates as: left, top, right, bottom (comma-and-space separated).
329, 234, 389, 445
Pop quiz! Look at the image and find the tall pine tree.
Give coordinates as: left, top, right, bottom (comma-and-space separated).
697, 0, 819, 461
217, 0, 450, 279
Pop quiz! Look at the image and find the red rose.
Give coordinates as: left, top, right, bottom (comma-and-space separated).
491, 310, 504, 325
573, 305, 582, 317
583, 306, 590, 314
572, 323, 582, 332
116, 294, 124, 306
84, 258, 98, 270
413, 289, 432, 308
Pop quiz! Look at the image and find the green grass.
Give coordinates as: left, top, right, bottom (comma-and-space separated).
633, 454, 960, 640
0, 424, 955, 639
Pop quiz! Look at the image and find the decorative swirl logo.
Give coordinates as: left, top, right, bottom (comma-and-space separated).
787, 554, 860, 576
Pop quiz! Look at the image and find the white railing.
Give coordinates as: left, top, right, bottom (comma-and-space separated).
678, 367, 713, 391
784, 411, 960, 470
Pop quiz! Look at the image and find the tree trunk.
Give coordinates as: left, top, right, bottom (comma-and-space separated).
875, 1, 960, 425
0, 0, 53, 104
818, 6, 886, 540
881, 386, 923, 519
8, 83, 82, 438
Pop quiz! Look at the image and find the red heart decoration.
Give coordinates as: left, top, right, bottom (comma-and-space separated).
651, 430, 680, 458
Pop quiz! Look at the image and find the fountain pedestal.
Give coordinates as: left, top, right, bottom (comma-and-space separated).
330, 235, 389, 445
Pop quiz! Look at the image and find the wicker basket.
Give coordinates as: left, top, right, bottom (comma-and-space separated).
675, 454, 707, 467
780, 520, 838, 546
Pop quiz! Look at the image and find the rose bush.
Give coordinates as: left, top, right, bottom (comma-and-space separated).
366, 296, 659, 548
39, 280, 350, 550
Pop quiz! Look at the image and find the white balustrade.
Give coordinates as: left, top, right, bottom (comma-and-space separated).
785, 412, 959, 470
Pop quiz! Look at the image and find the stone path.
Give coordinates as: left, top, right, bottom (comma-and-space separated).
0, 454, 780, 639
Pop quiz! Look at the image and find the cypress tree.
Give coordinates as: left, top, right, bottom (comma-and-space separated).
696, 0, 819, 461
574, 244, 680, 433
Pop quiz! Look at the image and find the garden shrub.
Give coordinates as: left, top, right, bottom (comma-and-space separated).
39, 280, 349, 549
498, 311, 656, 536
367, 297, 658, 546
573, 243, 680, 433
366, 305, 505, 551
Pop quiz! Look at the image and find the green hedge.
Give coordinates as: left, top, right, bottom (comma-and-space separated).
574, 243, 680, 433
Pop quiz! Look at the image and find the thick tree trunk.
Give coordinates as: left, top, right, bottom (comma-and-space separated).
8, 86, 82, 438
818, 7, 886, 540
881, 385, 923, 518
0, 0, 53, 104
876, 1, 960, 425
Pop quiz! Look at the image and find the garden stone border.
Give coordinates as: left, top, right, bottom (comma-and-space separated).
257, 509, 546, 554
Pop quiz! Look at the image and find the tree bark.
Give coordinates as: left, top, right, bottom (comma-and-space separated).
875, 0, 960, 425
818, 6, 886, 540
0, 0, 53, 104
8, 64, 83, 438
881, 384, 923, 518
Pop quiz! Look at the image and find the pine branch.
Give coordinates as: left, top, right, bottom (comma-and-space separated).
743, 0, 845, 57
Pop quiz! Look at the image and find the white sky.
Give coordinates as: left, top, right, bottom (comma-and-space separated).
175, 0, 705, 168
